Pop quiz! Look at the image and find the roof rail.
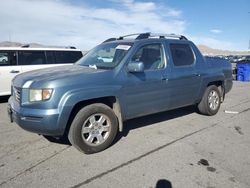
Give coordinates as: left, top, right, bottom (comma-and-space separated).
21, 45, 77, 49
118, 32, 187, 40
149, 33, 188, 40
102, 32, 188, 43
118, 33, 145, 40
103, 33, 146, 43
21, 44, 30, 48
102, 38, 117, 43
66, 46, 76, 49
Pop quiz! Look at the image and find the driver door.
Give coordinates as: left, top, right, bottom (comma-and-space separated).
122, 43, 169, 119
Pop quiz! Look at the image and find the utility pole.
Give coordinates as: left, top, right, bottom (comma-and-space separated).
249, 38, 250, 50
8, 31, 11, 42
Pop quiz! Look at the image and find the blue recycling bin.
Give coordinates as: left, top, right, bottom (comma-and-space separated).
237, 63, 250, 82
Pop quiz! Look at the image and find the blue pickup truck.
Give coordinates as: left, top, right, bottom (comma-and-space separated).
8, 33, 233, 153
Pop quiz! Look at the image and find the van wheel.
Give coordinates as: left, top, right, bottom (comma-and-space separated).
68, 103, 118, 154
198, 85, 221, 116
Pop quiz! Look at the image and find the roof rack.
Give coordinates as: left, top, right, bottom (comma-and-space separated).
103, 32, 187, 43
149, 33, 188, 40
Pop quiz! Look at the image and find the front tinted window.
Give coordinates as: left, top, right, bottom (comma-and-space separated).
131, 44, 165, 70
0, 51, 17, 66
77, 43, 132, 69
170, 44, 195, 66
54, 51, 83, 64
18, 51, 46, 65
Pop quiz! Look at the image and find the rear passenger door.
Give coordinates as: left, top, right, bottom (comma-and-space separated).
18, 51, 49, 73
53, 51, 83, 64
167, 42, 201, 108
0, 51, 20, 95
19, 50, 83, 73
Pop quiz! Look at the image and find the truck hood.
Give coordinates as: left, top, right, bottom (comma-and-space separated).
13, 65, 108, 88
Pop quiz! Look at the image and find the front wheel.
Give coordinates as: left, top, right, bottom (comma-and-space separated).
68, 103, 118, 154
198, 85, 221, 116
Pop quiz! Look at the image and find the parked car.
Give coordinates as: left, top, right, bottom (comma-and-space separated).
0, 54, 8, 63
0, 47, 83, 96
8, 33, 233, 154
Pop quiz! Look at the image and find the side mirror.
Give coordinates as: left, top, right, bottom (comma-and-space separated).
127, 61, 144, 73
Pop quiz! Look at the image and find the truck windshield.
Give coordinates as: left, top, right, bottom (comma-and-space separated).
76, 42, 133, 69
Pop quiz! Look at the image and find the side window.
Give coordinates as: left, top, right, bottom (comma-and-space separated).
131, 44, 165, 70
0, 51, 17, 66
45, 51, 55, 64
54, 51, 83, 64
170, 44, 195, 66
18, 51, 46, 65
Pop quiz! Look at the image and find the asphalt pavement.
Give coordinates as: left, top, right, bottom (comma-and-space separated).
0, 81, 250, 188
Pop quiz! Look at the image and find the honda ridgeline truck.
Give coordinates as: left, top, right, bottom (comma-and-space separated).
8, 33, 233, 154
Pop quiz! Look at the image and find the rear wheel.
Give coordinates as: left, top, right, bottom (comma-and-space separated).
198, 85, 221, 116
68, 103, 118, 154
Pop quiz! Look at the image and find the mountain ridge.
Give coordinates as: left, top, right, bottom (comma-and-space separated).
0, 41, 249, 56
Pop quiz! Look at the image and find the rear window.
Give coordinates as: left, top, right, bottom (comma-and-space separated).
18, 51, 46, 65
54, 51, 83, 64
170, 44, 195, 66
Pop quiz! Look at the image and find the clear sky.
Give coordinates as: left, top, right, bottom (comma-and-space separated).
1, 0, 249, 51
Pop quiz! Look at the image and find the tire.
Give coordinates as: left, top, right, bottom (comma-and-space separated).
68, 103, 118, 154
198, 85, 221, 116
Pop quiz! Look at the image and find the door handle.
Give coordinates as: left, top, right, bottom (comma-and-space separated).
194, 73, 201, 77
10, 70, 20, 73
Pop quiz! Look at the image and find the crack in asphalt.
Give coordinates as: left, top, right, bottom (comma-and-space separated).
239, 107, 250, 114
70, 123, 218, 188
0, 146, 70, 186
227, 99, 250, 109
0, 129, 14, 134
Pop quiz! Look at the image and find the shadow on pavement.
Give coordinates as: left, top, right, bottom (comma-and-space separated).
0, 96, 10, 103
113, 105, 198, 144
43, 135, 71, 145
155, 179, 172, 188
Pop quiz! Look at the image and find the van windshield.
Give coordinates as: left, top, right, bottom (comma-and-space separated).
76, 42, 133, 69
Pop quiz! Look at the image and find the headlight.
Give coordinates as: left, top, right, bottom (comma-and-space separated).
29, 89, 53, 102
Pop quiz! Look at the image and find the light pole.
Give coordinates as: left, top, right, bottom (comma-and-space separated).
248, 12, 250, 50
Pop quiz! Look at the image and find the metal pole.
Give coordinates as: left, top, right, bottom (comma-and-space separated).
248, 12, 250, 50
9, 31, 11, 42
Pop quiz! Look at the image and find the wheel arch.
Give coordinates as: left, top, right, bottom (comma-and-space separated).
198, 77, 225, 103
207, 80, 225, 102
62, 96, 123, 138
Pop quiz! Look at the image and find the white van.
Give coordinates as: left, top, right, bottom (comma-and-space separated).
0, 47, 83, 96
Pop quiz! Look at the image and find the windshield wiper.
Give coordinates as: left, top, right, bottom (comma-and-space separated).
95, 65, 113, 70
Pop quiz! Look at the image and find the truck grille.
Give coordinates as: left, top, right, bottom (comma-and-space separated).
14, 87, 21, 103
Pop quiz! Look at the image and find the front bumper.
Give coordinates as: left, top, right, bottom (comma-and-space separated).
8, 96, 64, 136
